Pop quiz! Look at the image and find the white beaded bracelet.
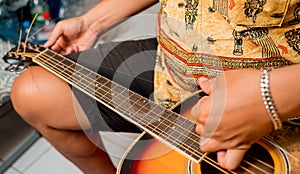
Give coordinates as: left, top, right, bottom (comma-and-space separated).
260, 68, 283, 130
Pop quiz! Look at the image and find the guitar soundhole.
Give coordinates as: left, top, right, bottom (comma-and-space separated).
200, 143, 274, 173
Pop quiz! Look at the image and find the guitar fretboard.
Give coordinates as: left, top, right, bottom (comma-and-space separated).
33, 49, 204, 162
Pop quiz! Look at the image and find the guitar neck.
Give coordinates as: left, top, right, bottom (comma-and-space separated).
33, 49, 204, 162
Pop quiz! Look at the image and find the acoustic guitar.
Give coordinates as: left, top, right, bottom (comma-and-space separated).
3, 43, 300, 173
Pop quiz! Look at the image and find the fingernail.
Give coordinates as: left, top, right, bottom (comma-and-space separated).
191, 106, 198, 120
196, 124, 204, 133
198, 77, 208, 83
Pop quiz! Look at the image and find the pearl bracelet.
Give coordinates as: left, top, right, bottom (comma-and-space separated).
260, 68, 282, 130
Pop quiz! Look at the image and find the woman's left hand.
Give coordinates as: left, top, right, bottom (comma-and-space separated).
191, 69, 274, 170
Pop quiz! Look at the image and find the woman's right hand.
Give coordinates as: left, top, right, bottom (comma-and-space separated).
43, 0, 158, 55
43, 16, 99, 55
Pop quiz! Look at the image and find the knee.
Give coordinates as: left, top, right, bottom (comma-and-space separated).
10, 66, 69, 124
10, 67, 44, 122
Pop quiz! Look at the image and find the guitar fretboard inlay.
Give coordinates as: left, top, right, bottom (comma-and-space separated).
33, 49, 204, 162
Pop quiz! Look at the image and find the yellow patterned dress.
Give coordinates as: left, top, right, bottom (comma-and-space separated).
154, 0, 300, 108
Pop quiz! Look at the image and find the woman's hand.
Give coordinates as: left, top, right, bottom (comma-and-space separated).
43, 16, 99, 55
43, 0, 158, 55
191, 69, 274, 170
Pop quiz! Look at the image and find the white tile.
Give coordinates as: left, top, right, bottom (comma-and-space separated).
13, 137, 51, 171
3, 167, 21, 174
23, 147, 83, 174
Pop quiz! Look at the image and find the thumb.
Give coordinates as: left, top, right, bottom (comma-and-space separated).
217, 149, 248, 170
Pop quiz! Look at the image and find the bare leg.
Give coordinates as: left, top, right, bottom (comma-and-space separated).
10, 66, 115, 174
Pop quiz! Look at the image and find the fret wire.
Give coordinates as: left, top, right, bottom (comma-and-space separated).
35, 55, 119, 112
94, 76, 112, 100
161, 116, 197, 144
116, 97, 203, 159
144, 104, 182, 134
35, 54, 204, 154
29, 48, 264, 173
117, 92, 204, 158
35, 54, 206, 159
34, 54, 242, 173
108, 84, 173, 129
110, 88, 159, 126
35, 53, 210, 160
97, 84, 203, 157
151, 109, 201, 154
37, 54, 115, 105
123, 92, 189, 137
36, 52, 65, 71
35, 53, 75, 80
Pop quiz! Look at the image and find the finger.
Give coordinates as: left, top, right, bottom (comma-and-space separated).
195, 123, 204, 134
43, 23, 64, 48
198, 77, 212, 94
73, 44, 79, 52
43, 31, 62, 48
51, 38, 68, 53
50, 44, 63, 53
217, 149, 248, 170
199, 76, 226, 143
64, 46, 75, 55
216, 150, 226, 164
191, 96, 209, 121
200, 137, 221, 152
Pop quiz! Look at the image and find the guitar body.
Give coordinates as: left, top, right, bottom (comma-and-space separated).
117, 94, 202, 174
3, 43, 300, 174
118, 94, 300, 174
118, 132, 202, 174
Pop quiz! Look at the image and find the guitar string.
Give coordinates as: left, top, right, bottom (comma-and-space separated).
13, 48, 273, 174
34, 50, 207, 154
34, 49, 274, 174
27, 47, 272, 174
12, 6, 276, 171
31, 52, 234, 171
33, 54, 236, 174
23, 14, 39, 55
16, 30, 23, 55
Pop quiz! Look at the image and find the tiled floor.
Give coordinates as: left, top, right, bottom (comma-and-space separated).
4, 137, 83, 174
3, 132, 140, 174
1, 3, 160, 174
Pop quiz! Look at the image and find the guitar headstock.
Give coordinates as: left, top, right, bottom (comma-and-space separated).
2, 43, 45, 74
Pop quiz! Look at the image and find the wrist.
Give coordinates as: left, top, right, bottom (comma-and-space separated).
79, 1, 120, 35
260, 68, 282, 130
270, 65, 300, 120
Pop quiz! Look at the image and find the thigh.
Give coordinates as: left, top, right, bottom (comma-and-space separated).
11, 66, 92, 131
68, 38, 158, 132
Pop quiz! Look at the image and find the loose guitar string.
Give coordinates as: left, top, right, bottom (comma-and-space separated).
16, 49, 281, 174
7, 41, 11, 51
11, 47, 272, 174
31, 49, 272, 174
11, 5, 273, 172
23, 14, 39, 55
16, 30, 22, 55
30, 48, 273, 174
